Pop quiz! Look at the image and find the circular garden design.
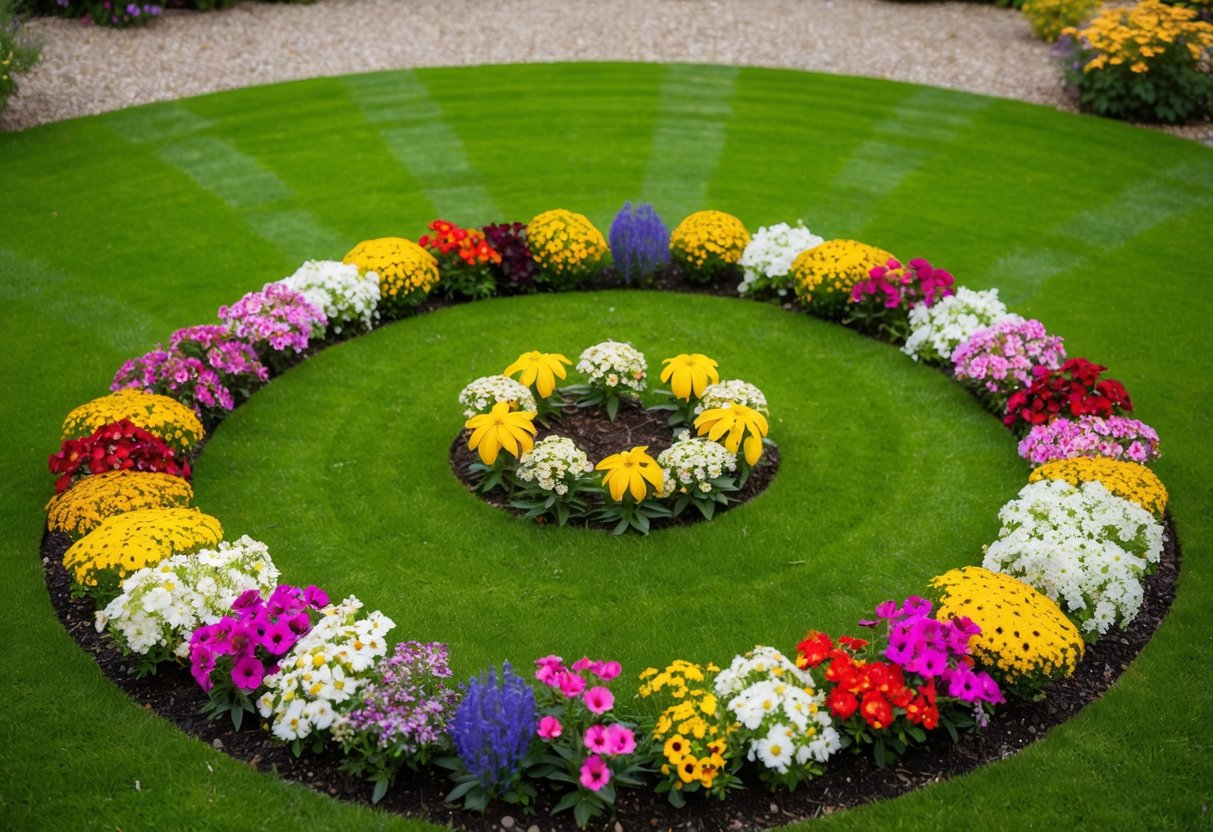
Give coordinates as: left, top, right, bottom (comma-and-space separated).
5, 63, 1212, 832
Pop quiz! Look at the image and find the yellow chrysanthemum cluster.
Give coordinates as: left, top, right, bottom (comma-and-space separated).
525, 210, 608, 278
343, 237, 439, 313
669, 210, 750, 274
1029, 457, 1168, 518
62, 389, 204, 453
932, 566, 1084, 699
1021, 0, 1100, 43
1064, 0, 1213, 74
63, 507, 223, 590
790, 239, 894, 314
639, 660, 731, 792
45, 470, 195, 537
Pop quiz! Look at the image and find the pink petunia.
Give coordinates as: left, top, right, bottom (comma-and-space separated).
579, 755, 611, 792
583, 724, 610, 754
584, 686, 614, 714
592, 660, 622, 681
604, 724, 636, 756
537, 716, 563, 740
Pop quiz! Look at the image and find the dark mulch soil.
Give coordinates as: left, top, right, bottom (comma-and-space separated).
449, 400, 780, 532
41, 517, 1179, 832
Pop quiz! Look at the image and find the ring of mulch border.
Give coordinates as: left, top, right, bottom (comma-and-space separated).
40, 518, 1179, 832
448, 399, 780, 532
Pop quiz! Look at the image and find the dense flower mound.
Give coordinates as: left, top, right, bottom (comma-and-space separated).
220, 283, 328, 359
951, 318, 1067, 409
61, 389, 204, 454
1029, 456, 1168, 518
277, 259, 381, 335
982, 479, 1164, 637
48, 418, 190, 494
1017, 415, 1161, 465
458, 375, 538, 418
343, 237, 440, 314
789, 239, 894, 317
515, 436, 594, 496
669, 210, 750, 279
932, 566, 1085, 700
738, 220, 823, 299
525, 209, 608, 285
45, 470, 194, 537
63, 507, 223, 589
902, 288, 1015, 364
695, 379, 769, 415
609, 202, 670, 285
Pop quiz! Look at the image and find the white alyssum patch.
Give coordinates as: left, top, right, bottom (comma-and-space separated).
458, 374, 538, 418
738, 221, 824, 297
902, 287, 1018, 364
657, 432, 737, 497
516, 435, 594, 495
277, 260, 380, 335
576, 340, 647, 394
696, 379, 769, 415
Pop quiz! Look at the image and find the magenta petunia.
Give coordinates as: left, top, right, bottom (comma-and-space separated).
584, 686, 614, 714
231, 655, 266, 691
592, 660, 622, 681
583, 724, 610, 754
260, 620, 297, 656
579, 754, 611, 792
604, 723, 636, 756
537, 716, 563, 740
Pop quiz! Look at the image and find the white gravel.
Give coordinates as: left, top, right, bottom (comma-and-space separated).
2, 0, 1210, 144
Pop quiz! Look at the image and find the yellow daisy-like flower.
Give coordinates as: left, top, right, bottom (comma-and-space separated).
502, 351, 571, 398
790, 239, 894, 314
62, 389, 204, 454
464, 402, 537, 465
694, 403, 769, 465
596, 446, 665, 502
660, 353, 720, 401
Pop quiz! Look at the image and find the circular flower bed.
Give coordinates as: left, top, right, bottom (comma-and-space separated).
39, 202, 1176, 830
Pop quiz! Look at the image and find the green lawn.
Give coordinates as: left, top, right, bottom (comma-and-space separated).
1, 63, 1211, 831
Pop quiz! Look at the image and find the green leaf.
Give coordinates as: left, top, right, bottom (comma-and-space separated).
606, 395, 619, 421
445, 778, 478, 802
551, 790, 580, 815
371, 776, 389, 804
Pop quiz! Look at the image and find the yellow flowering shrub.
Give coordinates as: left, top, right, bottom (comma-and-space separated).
638, 659, 737, 801
63, 507, 222, 594
343, 237, 439, 317
525, 209, 608, 288
931, 566, 1084, 700
1029, 457, 1168, 518
1060, 0, 1213, 123
669, 210, 750, 283
45, 470, 195, 537
790, 239, 894, 318
1022, 0, 1099, 43
62, 389, 204, 454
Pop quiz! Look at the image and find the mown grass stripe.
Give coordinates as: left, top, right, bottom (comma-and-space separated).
344, 71, 499, 223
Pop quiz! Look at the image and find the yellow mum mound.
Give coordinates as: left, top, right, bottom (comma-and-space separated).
62, 389, 204, 454
525, 209, 608, 286
1029, 457, 1168, 518
790, 239, 894, 317
932, 566, 1084, 700
669, 210, 750, 279
45, 470, 195, 537
64, 507, 223, 592
343, 236, 439, 316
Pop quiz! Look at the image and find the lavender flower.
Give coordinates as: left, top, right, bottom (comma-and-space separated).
337, 641, 459, 757
449, 662, 536, 790
609, 201, 670, 285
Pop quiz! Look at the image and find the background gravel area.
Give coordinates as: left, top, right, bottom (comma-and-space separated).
3, 0, 1211, 143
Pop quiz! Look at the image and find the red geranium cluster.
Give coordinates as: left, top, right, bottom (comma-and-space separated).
419, 219, 502, 267
798, 631, 940, 734
49, 419, 189, 493
1003, 357, 1132, 431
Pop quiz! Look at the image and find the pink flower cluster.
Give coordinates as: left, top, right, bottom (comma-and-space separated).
1017, 415, 1161, 465
112, 349, 236, 415
169, 325, 268, 383
188, 584, 329, 693
219, 283, 327, 355
875, 597, 1002, 708
851, 257, 955, 309
533, 654, 634, 793
951, 318, 1066, 404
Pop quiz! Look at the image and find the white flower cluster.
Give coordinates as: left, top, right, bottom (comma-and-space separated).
983, 479, 1164, 637
256, 595, 395, 743
516, 435, 594, 495
657, 433, 737, 497
695, 379, 769, 415
95, 535, 279, 658
277, 260, 380, 335
576, 340, 647, 393
458, 374, 538, 418
713, 645, 840, 774
902, 287, 1017, 364
737, 220, 824, 297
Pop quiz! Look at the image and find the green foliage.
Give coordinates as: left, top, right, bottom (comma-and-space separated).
0, 0, 38, 113
1022, 0, 1099, 42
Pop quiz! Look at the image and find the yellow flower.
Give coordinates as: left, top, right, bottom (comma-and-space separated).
669, 211, 750, 273
660, 353, 720, 401
62, 390, 203, 454
694, 404, 769, 465
464, 402, 537, 465
502, 351, 571, 398
790, 239, 894, 312
343, 237, 439, 312
45, 470, 194, 537
1029, 457, 1168, 518
596, 446, 665, 502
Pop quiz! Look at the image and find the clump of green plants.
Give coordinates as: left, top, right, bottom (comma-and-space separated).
1, 0, 39, 114
1022, 0, 1100, 42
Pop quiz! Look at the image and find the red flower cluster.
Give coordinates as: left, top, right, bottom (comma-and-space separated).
1004, 357, 1132, 431
49, 419, 189, 493
797, 631, 939, 732
419, 219, 503, 267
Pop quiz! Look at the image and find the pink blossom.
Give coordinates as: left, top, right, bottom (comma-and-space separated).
537, 716, 563, 739
604, 724, 636, 755
579, 755, 611, 791
592, 660, 622, 681
556, 671, 586, 698
534, 654, 565, 686
584, 686, 614, 714
571, 656, 595, 672
583, 724, 610, 754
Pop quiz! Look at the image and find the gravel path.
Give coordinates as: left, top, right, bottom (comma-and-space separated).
3, 0, 1211, 144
